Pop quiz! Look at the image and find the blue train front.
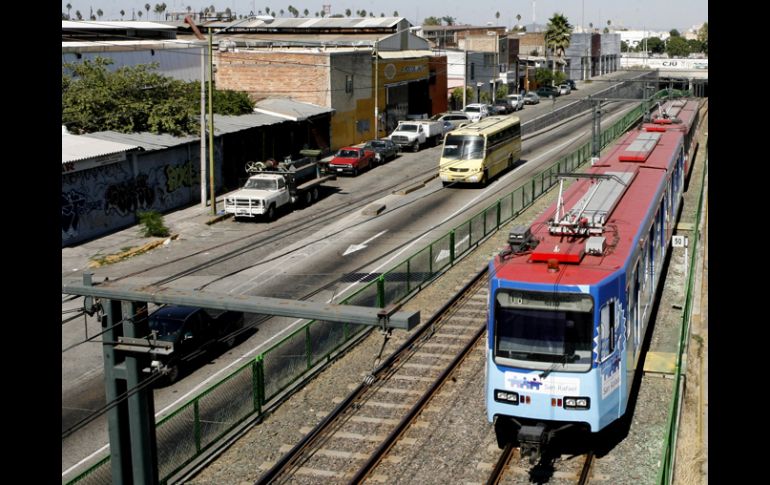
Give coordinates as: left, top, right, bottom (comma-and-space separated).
485, 117, 691, 458
486, 267, 629, 456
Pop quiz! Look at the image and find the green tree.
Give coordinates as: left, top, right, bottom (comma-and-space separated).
344, 8, 351, 16
441, 16, 455, 26
495, 83, 509, 99
495, 11, 500, 22
423, 16, 441, 25
145, 3, 151, 16
534, 67, 553, 86
544, 13, 572, 79
393, 11, 399, 16
97, 8, 103, 19
666, 36, 689, 57
516, 14, 521, 26
62, 57, 254, 136
686, 39, 704, 54
66, 3, 72, 18
120, 9, 125, 19
304, 8, 309, 16
137, 11, 143, 19
669, 29, 680, 37
645, 36, 665, 54
621, 40, 629, 52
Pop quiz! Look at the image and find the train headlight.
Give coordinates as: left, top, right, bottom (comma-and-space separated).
563, 396, 591, 410
494, 389, 519, 405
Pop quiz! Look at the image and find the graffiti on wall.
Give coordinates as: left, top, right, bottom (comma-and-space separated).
104, 174, 156, 216
61, 189, 101, 240
61, 147, 214, 246
165, 160, 198, 193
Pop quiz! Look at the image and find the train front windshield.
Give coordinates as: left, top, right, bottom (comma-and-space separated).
493, 289, 593, 372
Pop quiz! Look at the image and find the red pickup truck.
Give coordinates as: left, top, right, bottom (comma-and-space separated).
327, 146, 375, 176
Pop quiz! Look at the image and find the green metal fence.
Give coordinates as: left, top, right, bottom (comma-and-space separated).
656, 139, 707, 485
67, 100, 653, 485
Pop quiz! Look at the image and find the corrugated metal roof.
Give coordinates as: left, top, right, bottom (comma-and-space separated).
215, 17, 404, 30
62, 20, 176, 30
80, 112, 288, 151
254, 99, 335, 121
61, 39, 201, 50
62, 132, 140, 163
378, 50, 435, 59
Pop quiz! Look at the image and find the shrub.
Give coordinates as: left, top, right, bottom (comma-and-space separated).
138, 210, 170, 237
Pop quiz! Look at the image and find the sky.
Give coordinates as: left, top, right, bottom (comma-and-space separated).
62, 0, 708, 33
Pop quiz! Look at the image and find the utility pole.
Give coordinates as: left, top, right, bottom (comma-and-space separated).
200, 45, 207, 209
208, 29, 216, 215
374, 40, 379, 140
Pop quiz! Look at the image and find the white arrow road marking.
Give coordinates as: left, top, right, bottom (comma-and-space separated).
343, 230, 387, 256
434, 235, 471, 262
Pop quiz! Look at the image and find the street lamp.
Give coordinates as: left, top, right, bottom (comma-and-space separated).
207, 15, 274, 215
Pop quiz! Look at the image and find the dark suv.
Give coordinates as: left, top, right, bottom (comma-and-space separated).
535, 86, 560, 99
147, 306, 246, 383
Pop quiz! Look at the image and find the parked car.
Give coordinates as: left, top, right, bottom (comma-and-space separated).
463, 103, 489, 122
147, 306, 246, 383
328, 146, 375, 176
363, 139, 399, 164
563, 79, 577, 90
558, 83, 571, 95
536, 85, 560, 99
431, 111, 472, 130
506, 94, 525, 111
523, 91, 540, 105
492, 99, 513, 114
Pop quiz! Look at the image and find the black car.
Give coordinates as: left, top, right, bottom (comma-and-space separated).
364, 139, 400, 164
147, 306, 246, 383
563, 79, 577, 90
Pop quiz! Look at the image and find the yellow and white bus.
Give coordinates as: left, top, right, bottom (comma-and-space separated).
438, 115, 521, 186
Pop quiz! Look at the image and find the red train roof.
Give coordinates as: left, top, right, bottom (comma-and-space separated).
493, 126, 685, 286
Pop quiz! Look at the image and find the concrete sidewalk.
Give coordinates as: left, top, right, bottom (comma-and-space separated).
61, 195, 232, 278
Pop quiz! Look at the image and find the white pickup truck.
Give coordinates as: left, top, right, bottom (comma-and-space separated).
224, 157, 335, 221
388, 120, 445, 152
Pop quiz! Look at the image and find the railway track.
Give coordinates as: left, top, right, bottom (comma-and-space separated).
255, 270, 489, 484
488, 447, 594, 484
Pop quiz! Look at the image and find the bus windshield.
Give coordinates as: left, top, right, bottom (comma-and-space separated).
442, 135, 484, 160
493, 289, 593, 371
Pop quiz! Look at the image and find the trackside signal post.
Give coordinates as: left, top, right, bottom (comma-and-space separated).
64, 275, 419, 484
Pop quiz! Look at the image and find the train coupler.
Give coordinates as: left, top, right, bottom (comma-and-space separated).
518, 424, 549, 464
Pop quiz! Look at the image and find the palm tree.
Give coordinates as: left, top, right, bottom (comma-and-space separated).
145, 3, 151, 17
495, 11, 500, 22
516, 14, 521, 27
304, 8, 309, 16
544, 13, 572, 80
137, 11, 143, 19
66, 3, 72, 19
120, 9, 125, 19
345, 8, 351, 17
393, 11, 399, 16
75, 9, 82, 20
265, 6, 270, 15
96, 8, 103, 19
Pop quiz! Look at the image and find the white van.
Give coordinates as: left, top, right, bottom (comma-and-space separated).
463, 103, 489, 122
506, 94, 525, 111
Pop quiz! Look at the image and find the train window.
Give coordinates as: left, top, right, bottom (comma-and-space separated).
600, 300, 616, 361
